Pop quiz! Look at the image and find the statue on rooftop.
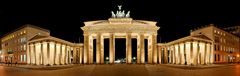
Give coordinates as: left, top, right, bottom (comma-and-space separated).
111, 5, 130, 18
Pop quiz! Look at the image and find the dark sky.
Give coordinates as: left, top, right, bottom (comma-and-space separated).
1, 1, 240, 43
1, 1, 240, 59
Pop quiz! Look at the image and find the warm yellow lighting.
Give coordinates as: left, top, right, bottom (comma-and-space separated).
133, 57, 136, 60
106, 57, 109, 60
237, 54, 240, 57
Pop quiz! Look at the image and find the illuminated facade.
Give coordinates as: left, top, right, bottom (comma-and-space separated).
27, 35, 83, 65
81, 5, 160, 64
0, 24, 50, 64
158, 34, 213, 65
158, 24, 240, 64
191, 24, 240, 63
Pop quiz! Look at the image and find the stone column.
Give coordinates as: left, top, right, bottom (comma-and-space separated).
152, 34, 157, 64
61, 45, 66, 64
158, 46, 161, 64
172, 46, 176, 64
79, 46, 83, 64
49, 42, 55, 65
140, 34, 145, 64
100, 35, 104, 64
55, 43, 61, 65
109, 33, 115, 64
27, 43, 30, 64
42, 41, 48, 65
83, 34, 89, 64
35, 42, 41, 65
206, 43, 211, 64
89, 36, 94, 64
192, 41, 198, 65
96, 33, 102, 64
174, 45, 179, 64
126, 33, 132, 63
30, 44, 35, 64
137, 35, 141, 64
164, 47, 168, 64
185, 42, 191, 65
148, 35, 153, 64
179, 43, 185, 64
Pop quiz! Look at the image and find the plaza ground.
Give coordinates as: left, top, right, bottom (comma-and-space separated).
1, 64, 240, 76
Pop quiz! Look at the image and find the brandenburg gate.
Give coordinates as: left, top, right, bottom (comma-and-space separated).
81, 5, 160, 64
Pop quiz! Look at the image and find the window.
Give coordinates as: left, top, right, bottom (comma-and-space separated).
214, 30, 217, 33
20, 45, 23, 50
20, 55, 23, 62
23, 44, 26, 51
20, 37, 27, 43
24, 55, 26, 62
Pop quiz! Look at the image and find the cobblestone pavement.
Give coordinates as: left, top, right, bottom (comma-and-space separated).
0, 64, 240, 76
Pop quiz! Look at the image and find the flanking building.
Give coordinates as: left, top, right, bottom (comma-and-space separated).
158, 24, 240, 65
0, 24, 83, 65
0, 24, 50, 64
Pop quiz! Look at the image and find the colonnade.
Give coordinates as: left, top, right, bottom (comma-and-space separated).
27, 41, 73, 65
83, 33, 157, 64
159, 41, 214, 65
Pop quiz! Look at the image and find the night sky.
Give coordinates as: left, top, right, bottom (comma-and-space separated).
1, 1, 240, 59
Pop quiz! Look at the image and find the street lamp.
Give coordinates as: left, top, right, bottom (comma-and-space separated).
133, 57, 136, 60
106, 57, 109, 61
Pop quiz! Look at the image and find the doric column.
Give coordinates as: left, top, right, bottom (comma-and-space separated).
61, 45, 66, 64
172, 45, 176, 64
199, 42, 205, 64
42, 41, 48, 65
89, 35, 94, 64
158, 46, 161, 64
179, 43, 184, 64
192, 41, 198, 65
109, 33, 115, 64
27, 43, 30, 64
140, 34, 145, 64
100, 35, 104, 64
148, 35, 153, 64
169, 47, 171, 64
30, 43, 35, 64
35, 42, 41, 65
164, 47, 167, 64
152, 34, 157, 64
79, 46, 83, 64
126, 33, 132, 63
66, 46, 70, 64
55, 43, 61, 65
83, 34, 89, 64
174, 44, 179, 64
206, 43, 211, 64
137, 35, 141, 64
185, 42, 191, 65
49, 42, 55, 65
96, 33, 104, 64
